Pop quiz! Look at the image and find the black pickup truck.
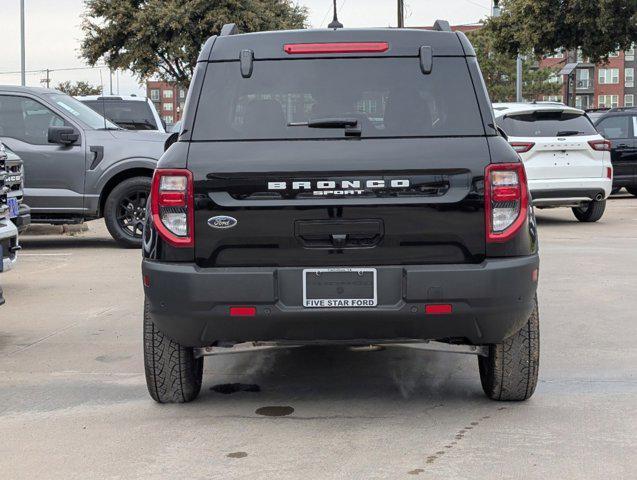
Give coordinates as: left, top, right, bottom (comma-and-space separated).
142, 23, 540, 403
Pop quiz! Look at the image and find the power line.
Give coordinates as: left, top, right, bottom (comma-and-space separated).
0, 64, 108, 76
463, 0, 491, 11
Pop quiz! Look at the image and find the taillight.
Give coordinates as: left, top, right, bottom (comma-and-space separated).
150, 169, 194, 247
588, 139, 611, 152
485, 163, 529, 243
509, 142, 535, 154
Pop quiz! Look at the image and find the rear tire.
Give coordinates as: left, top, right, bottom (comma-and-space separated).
626, 187, 637, 197
143, 300, 203, 403
572, 199, 606, 222
103, 176, 151, 248
478, 297, 539, 401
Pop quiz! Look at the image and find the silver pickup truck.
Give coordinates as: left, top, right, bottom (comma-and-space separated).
0, 86, 168, 247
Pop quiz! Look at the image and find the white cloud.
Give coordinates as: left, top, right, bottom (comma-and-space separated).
0, 0, 489, 96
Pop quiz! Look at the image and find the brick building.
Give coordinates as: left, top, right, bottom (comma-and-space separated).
538, 48, 635, 109
146, 81, 187, 127
421, 23, 635, 109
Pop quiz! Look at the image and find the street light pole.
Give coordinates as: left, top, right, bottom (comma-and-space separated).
20, 0, 26, 86
397, 0, 404, 28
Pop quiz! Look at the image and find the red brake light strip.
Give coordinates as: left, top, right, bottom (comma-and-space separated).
284, 42, 389, 55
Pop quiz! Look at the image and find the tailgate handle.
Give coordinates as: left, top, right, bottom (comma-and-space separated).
295, 220, 384, 249
330, 234, 348, 248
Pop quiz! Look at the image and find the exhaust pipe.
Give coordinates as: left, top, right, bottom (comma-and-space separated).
595, 193, 604, 201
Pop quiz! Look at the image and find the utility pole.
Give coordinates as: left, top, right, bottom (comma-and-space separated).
516, 55, 523, 102
492, 0, 501, 17
41, 68, 50, 88
397, 0, 405, 28
109, 69, 113, 95
493, 1, 523, 101
20, 0, 26, 86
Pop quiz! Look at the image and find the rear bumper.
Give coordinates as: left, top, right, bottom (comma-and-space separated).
143, 255, 540, 347
612, 173, 637, 188
529, 177, 612, 206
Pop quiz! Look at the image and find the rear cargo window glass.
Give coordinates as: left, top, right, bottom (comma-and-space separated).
192, 57, 485, 140
596, 115, 630, 139
497, 111, 597, 137
82, 100, 158, 130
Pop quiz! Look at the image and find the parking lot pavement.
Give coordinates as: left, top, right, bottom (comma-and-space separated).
0, 198, 636, 480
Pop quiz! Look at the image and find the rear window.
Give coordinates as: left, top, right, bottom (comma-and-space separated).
82, 100, 158, 130
498, 111, 597, 137
192, 57, 485, 140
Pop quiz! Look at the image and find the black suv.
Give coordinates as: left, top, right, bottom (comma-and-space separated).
142, 23, 540, 403
594, 108, 637, 195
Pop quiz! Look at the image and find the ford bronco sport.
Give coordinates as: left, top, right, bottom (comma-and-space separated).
142, 23, 540, 403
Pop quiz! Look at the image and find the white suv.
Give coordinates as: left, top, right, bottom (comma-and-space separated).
494, 103, 613, 222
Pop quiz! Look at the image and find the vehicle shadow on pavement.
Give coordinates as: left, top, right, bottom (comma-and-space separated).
18, 237, 123, 250
196, 346, 487, 406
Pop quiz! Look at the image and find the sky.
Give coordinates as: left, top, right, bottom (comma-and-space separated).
0, 0, 490, 96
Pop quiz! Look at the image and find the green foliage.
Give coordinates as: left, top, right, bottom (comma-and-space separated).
486, 0, 637, 62
468, 28, 561, 102
55, 80, 103, 96
80, 0, 308, 87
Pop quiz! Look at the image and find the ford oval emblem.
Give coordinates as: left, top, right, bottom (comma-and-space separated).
208, 215, 238, 229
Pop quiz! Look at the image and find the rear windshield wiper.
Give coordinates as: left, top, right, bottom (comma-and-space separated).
556, 130, 582, 136
288, 117, 361, 137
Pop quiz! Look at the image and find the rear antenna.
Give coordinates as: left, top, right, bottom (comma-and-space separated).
328, 0, 343, 29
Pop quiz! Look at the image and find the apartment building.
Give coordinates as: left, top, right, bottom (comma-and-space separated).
146, 81, 187, 126
539, 47, 635, 109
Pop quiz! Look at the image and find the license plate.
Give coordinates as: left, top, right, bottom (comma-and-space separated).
303, 268, 377, 308
7, 198, 19, 219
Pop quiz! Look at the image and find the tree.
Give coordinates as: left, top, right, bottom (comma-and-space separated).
56, 80, 103, 96
486, 0, 637, 62
467, 28, 561, 102
80, 0, 308, 87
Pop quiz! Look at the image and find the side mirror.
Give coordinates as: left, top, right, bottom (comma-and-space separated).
495, 125, 508, 141
48, 126, 79, 145
164, 132, 179, 152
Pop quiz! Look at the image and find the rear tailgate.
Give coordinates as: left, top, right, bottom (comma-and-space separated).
516, 135, 605, 179
189, 138, 489, 268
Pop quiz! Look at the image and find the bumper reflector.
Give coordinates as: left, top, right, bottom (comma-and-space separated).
230, 306, 256, 317
425, 304, 453, 315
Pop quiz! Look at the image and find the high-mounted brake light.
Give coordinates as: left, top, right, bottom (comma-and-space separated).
509, 142, 535, 154
485, 163, 529, 243
588, 139, 611, 152
284, 42, 389, 55
151, 169, 194, 247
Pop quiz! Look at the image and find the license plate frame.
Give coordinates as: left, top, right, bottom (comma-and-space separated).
302, 268, 377, 308
7, 198, 19, 219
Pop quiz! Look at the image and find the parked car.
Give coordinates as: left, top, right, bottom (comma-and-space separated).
585, 107, 611, 124
0, 86, 169, 247
593, 107, 637, 196
142, 23, 540, 404
494, 103, 613, 222
77, 95, 166, 133
0, 158, 19, 306
0, 141, 30, 233
167, 120, 182, 134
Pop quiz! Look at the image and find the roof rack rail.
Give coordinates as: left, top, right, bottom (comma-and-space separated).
433, 20, 452, 32
609, 106, 637, 113
220, 23, 238, 36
